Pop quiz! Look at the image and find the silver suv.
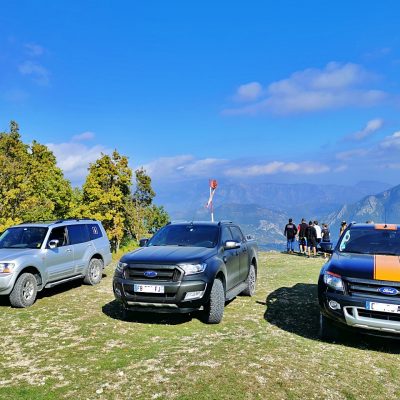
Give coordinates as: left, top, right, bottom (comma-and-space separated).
0, 219, 112, 308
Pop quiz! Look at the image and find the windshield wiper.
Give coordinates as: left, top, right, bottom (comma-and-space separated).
377, 252, 399, 256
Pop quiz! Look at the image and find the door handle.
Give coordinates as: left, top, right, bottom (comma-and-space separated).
66, 249, 72, 253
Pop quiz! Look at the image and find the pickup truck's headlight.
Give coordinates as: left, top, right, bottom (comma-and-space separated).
0, 263, 15, 274
180, 263, 207, 275
323, 271, 344, 292
116, 262, 127, 273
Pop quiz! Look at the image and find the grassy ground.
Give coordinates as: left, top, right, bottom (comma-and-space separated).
1, 252, 400, 400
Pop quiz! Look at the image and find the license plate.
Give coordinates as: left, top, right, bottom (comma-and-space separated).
366, 301, 400, 313
134, 284, 164, 294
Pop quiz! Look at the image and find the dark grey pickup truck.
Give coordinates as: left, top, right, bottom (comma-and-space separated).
113, 221, 258, 323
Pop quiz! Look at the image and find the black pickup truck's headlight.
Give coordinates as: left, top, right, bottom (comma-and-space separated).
180, 263, 207, 275
323, 271, 344, 292
116, 262, 127, 273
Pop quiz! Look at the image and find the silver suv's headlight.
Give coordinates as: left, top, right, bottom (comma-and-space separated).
323, 271, 344, 292
116, 262, 127, 273
0, 263, 15, 274
180, 263, 207, 275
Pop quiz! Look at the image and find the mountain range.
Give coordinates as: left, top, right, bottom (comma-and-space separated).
153, 179, 397, 250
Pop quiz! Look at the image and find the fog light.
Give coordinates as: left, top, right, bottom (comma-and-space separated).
114, 286, 122, 297
328, 300, 341, 310
184, 290, 205, 301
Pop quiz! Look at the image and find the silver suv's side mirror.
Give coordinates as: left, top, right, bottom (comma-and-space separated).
48, 239, 59, 249
224, 240, 240, 250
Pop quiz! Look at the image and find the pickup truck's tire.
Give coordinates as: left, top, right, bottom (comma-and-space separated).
242, 264, 256, 296
83, 258, 103, 285
203, 279, 225, 324
9, 273, 38, 308
319, 313, 338, 342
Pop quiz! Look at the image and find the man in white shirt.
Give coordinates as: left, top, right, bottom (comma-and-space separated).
314, 220, 322, 249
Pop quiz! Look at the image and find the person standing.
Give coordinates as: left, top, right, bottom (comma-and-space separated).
321, 223, 331, 259
340, 221, 347, 236
306, 220, 317, 258
314, 220, 322, 252
298, 218, 308, 255
284, 218, 297, 254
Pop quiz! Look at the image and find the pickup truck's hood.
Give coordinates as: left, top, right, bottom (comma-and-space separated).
328, 252, 400, 282
121, 246, 216, 265
0, 248, 39, 262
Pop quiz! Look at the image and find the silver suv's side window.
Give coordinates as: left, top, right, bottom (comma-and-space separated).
88, 224, 103, 240
47, 226, 69, 247
68, 225, 90, 244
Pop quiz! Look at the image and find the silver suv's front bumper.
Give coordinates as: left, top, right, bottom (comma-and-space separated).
0, 273, 15, 295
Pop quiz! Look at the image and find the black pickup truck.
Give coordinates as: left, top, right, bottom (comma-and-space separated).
113, 221, 258, 323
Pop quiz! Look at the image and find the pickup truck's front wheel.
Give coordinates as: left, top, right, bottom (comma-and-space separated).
203, 279, 225, 324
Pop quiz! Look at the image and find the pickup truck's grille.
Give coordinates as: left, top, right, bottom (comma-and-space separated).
346, 278, 400, 300
124, 264, 182, 282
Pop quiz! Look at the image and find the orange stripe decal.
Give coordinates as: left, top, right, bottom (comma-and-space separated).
374, 224, 397, 230
374, 255, 400, 282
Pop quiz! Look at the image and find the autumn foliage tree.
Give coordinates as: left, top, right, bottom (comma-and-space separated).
80, 151, 132, 251
0, 122, 72, 231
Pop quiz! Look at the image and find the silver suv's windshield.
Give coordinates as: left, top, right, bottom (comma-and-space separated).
148, 225, 219, 248
338, 228, 400, 255
0, 227, 48, 249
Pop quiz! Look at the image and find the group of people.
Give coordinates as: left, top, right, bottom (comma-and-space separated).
283, 218, 332, 258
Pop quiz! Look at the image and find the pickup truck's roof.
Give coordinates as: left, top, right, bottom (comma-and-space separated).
168, 220, 234, 226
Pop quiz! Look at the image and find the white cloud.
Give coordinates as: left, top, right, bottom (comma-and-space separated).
380, 131, 400, 149
72, 131, 95, 141
143, 156, 227, 180
47, 141, 111, 184
225, 161, 330, 177
336, 148, 370, 161
347, 118, 384, 141
18, 61, 50, 85
234, 82, 263, 102
224, 62, 387, 115
24, 43, 45, 57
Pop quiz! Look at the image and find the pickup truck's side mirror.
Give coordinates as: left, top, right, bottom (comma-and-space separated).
139, 238, 149, 247
48, 239, 59, 249
224, 240, 241, 250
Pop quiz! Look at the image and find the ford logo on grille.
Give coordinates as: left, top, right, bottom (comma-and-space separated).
144, 270, 157, 278
378, 287, 399, 296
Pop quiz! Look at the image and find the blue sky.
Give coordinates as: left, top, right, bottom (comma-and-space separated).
1, 1, 400, 187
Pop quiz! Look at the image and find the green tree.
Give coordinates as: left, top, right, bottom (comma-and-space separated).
81, 150, 132, 251
126, 168, 169, 241
0, 121, 72, 231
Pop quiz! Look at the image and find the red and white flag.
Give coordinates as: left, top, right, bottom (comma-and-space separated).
206, 179, 218, 209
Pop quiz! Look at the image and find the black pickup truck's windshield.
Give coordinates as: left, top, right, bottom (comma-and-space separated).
0, 227, 48, 249
339, 228, 400, 255
148, 225, 219, 248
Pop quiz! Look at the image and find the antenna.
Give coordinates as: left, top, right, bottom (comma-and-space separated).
384, 207, 387, 228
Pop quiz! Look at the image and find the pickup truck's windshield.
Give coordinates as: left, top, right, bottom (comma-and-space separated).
148, 225, 219, 248
0, 227, 48, 249
339, 228, 400, 255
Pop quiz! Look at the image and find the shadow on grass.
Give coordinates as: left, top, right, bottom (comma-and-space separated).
0, 273, 107, 307
102, 299, 198, 325
265, 283, 400, 353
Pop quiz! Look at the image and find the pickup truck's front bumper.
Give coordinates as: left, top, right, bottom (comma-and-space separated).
113, 275, 209, 313
319, 291, 400, 336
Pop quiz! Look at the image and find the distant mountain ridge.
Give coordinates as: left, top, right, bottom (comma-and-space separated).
154, 179, 394, 250
326, 184, 400, 240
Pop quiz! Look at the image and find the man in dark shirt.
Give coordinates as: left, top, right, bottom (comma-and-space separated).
306, 220, 317, 258
284, 218, 297, 254
298, 218, 308, 255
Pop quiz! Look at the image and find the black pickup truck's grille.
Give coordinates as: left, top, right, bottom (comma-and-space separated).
124, 264, 182, 282
346, 278, 400, 299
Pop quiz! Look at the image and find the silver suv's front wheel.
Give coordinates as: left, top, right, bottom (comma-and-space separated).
9, 273, 38, 308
